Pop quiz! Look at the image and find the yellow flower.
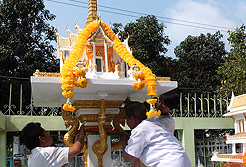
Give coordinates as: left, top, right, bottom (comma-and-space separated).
74, 78, 88, 88
79, 78, 88, 88
75, 69, 86, 78
133, 81, 145, 90
146, 109, 161, 117
243, 152, 246, 165
61, 84, 74, 91
134, 73, 145, 81
62, 91, 74, 98
147, 90, 157, 97
63, 103, 76, 112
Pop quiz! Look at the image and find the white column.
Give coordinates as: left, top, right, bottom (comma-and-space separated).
87, 135, 111, 167
93, 42, 96, 66
104, 42, 108, 72
243, 143, 246, 154
13, 136, 20, 159
232, 143, 236, 154
60, 50, 63, 73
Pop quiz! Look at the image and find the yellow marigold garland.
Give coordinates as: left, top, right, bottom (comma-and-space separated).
63, 103, 76, 112
134, 73, 145, 81
133, 81, 145, 90
146, 109, 161, 117
61, 20, 158, 116
243, 152, 246, 166
75, 69, 86, 78
101, 22, 158, 117
61, 21, 99, 112
74, 78, 88, 89
62, 90, 74, 98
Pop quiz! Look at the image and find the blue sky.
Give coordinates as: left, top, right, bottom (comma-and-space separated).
44, 0, 246, 58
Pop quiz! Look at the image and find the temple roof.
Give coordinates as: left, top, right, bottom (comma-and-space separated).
230, 94, 246, 109
224, 93, 246, 116
88, 22, 113, 43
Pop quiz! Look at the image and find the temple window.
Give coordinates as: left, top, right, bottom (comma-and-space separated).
96, 58, 102, 72
237, 119, 244, 132
63, 50, 70, 63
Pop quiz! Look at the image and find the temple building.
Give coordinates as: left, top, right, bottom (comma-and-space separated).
211, 93, 246, 164
55, 1, 132, 79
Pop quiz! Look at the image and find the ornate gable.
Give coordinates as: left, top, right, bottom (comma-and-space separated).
88, 23, 113, 43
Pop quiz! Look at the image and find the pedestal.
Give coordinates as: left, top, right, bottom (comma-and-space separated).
87, 135, 111, 167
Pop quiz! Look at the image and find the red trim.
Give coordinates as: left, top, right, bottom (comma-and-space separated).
83, 127, 122, 134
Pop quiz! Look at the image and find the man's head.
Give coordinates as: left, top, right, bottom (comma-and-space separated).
157, 90, 179, 113
124, 100, 147, 129
21, 122, 53, 150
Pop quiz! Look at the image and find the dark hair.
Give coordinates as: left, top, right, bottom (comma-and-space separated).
21, 122, 44, 150
124, 99, 147, 122
159, 90, 179, 109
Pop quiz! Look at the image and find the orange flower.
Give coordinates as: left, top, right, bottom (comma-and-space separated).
134, 73, 145, 81
62, 91, 74, 98
63, 103, 76, 112
133, 82, 145, 90
75, 69, 86, 78
147, 90, 157, 97
146, 109, 161, 117
61, 84, 74, 91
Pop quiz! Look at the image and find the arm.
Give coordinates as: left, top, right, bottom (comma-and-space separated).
68, 125, 85, 161
121, 133, 136, 162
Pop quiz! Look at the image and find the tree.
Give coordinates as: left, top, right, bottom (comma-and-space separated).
173, 31, 226, 89
122, 15, 172, 76
0, 0, 59, 77
218, 24, 246, 97
112, 23, 123, 41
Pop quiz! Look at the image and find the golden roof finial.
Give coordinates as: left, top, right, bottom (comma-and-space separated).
54, 26, 58, 34
86, 0, 98, 25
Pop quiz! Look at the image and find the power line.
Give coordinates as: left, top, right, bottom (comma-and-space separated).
46, 0, 233, 32
67, 0, 234, 31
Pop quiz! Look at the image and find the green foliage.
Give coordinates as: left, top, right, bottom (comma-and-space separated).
122, 15, 172, 76
218, 24, 246, 97
0, 0, 59, 77
112, 23, 123, 41
173, 31, 226, 89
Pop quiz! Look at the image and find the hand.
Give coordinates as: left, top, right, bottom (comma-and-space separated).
120, 133, 129, 142
75, 125, 85, 143
120, 133, 129, 150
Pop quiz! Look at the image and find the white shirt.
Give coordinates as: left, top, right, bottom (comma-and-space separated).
125, 117, 192, 167
28, 147, 69, 167
156, 114, 175, 134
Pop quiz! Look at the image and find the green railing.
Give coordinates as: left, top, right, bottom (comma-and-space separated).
0, 77, 230, 117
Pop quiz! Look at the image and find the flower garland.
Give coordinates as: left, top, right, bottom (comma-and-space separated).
61, 21, 99, 112
133, 72, 145, 90
243, 152, 246, 166
146, 109, 161, 117
61, 20, 159, 116
74, 69, 88, 88
105, 24, 159, 117
146, 98, 161, 117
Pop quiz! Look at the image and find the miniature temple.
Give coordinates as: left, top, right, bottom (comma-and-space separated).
31, 0, 177, 166
211, 93, 246, 164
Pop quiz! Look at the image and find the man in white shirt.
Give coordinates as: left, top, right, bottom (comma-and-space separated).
21, 122, 85, 167
121, 100, 192, 167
